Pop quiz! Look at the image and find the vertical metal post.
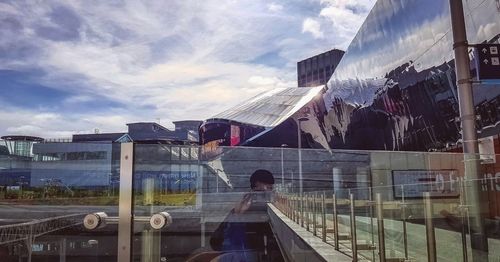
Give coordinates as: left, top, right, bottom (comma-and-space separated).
201, 222, 206, 247
424, 192, 437, 262
298, 121, 303, 201
59, 237, 66, 262
459, 179, 469, 262
313, 192, 317, 236
321, 192, 327, 242
293, 195, 299, 224
376, 193, 386, 262
350, 193, 358, 262
142, 178, 160, 262
281, 146, 285, 188
301, 193, 304, 227
333, 193, 339, 250
401, 185, 409, 260
27, 225, 33, 262
449, 0, 488, 259
285, 195, 292, 218
118, 143, 134, 262
305, 194, 311, 231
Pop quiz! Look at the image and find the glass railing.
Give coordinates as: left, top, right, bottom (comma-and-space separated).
1, 144, 500, 261
0, 142, 120, 261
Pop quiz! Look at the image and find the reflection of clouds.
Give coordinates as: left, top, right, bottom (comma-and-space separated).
329, 12, 452, 85
1, 0, 332, 136
476, 23, 500, 42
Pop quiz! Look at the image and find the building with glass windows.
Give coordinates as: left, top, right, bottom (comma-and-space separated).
297, 48, 344, 87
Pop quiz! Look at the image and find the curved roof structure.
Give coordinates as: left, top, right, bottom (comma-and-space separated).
207, 86, 324, 128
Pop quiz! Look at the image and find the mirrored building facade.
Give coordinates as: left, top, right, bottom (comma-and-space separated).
201, 0, 500, 153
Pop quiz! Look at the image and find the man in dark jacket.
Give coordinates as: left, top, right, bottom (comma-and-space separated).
210, 169, 283, 261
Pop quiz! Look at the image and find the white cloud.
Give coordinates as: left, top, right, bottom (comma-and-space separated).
0, 0, 371, 137
302, 18, 324, 39
302, 0, 376, 49
268, 3, 283, 12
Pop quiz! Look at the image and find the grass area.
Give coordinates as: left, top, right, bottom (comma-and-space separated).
0, 193, 196, 206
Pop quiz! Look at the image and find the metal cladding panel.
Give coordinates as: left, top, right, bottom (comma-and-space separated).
315, 0, 500, 151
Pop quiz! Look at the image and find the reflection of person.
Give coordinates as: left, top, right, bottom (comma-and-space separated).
210, 169, 283, 262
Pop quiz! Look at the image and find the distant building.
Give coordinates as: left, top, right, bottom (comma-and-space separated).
0, 121, 202, 189
72, 121, 202, 144
0, 136, 40, 187
297, 49, 344, 87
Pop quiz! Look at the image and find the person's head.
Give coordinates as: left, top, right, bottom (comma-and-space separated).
250, 169, 274, 191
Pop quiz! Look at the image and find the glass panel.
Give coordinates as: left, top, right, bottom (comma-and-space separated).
17, 143, 492, 262
0, 142, 119, 261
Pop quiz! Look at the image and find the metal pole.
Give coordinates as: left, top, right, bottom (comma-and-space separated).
401, 185, 409, 260
59, 237, 66, 262
281, 146, 284, 188
118, 143, 134, 262
297, 120, 304, 229
313, 192, 317, 236
350, 193, 358, 262
376, 194, 386, 262
459, 179, 469, 262
333, 193, 339, 250
321, 192, 327, 242
424, 192, 437, 262
449, 0, 488, 259
306, 193, 310, 231
298, 120, 303, 198
301, 193, 304, 227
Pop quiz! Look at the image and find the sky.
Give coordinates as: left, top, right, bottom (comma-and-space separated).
0, 0, 375, 138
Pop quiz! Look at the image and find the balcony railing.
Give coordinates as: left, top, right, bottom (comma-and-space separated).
0, 144, 498, 261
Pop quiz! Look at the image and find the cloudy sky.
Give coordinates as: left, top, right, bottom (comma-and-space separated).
0, 0, 375, 138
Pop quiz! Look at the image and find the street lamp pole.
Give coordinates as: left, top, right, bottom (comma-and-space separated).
281, 144, 287, 189
449, 0, 488, 259
297, 116, 308, 227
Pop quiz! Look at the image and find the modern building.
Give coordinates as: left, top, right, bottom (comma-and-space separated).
297, 49, 344, 87
0, 136, 42, 188
0, 121, 203, 189
73, 121, 202, 144
202, 0, 500, 154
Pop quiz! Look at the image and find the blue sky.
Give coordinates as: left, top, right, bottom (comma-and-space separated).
0, 0, 375, 138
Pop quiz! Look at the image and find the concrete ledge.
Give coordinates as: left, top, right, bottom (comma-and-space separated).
267, 204, 351, 262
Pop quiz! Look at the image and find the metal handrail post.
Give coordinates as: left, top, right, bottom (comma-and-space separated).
312, 192, 317, 236
306, 193, 310, 231
376, 193, 386, 262
333, 193, 339, 250
118, 143, 134, 262
424, 192, 437, 262
350, 193, 358, 262
301, 193, 304, 227
321, 191, 327, 242
401, 185, 409, 260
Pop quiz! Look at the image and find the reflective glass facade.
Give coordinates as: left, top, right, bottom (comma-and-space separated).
320, 0, 500, 151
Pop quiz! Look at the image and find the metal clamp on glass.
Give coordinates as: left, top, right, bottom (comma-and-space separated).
83, 212, 111, 230
83, 212, 173, 230
149, 212, 173, 230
